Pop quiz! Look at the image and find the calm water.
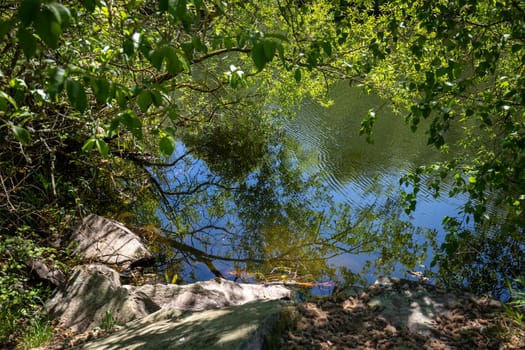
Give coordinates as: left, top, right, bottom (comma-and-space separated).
155, 83, 467, 292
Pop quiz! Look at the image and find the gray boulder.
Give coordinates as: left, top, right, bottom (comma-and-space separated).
69, 214, 151, 267
27, 258, 65, 286
46, 264, 159, 332
46, 265, 292, 334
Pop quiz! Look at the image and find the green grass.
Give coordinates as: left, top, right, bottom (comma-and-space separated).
19, 317, 53, 350
505, 278, 525, 328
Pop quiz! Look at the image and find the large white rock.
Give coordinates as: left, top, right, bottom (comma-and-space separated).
69, 214, 151, 267
127, 278, 293, 311
46, 265, 292, 334
45, 264, 159, 332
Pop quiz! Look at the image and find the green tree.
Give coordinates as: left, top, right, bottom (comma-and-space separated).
0, 1, 349, 344
347, 0, 525, 295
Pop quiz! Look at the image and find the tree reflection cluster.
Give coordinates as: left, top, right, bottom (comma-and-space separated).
145, 115, 435, 291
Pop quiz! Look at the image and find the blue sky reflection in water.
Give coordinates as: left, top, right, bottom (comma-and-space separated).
156, 85, 468, 293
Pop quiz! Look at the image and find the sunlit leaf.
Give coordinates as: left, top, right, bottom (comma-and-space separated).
95, 139, 109, 157
160, 135, 175, 156
0, 91, 17, 111
82, 137, 96, 152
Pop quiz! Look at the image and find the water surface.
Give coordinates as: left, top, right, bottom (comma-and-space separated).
154, 83, 466, 292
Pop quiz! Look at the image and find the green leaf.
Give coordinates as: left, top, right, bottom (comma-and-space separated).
160, 135, 175, 156
46, 2, 71, 26
294, 68, 301, 83
46, 66, 66, 99
168, 109, 178, 121
123, 38, 134, 56
468, 176, 476, 184
321, 41, 332, 57
0, 19, 14, 41
263, 39, 277, 61
11, 125, 31, 145
178, 55, 191, 73
137, 90, 152, 112
149, 48, 164, 70
150, 90, 163, 107
0, 91, 17, 111
109, 117, 120, 135
115, 86, 129, 109
82, 137, 96, 152
19, 0, 41, 26
158, 0, 168, 11
95, 139, 109, 157
90, 78, 111, 104
66, 78, 88, 113
224, 36, 234, 50
192, 36, 207, 53
277, 43, 285, 64
164, 47, 183, 74
173, 0, 187, 21
251, 42, 267, 71
17, 28, 36, 59
34, 9, 61, 49
120, 111, 142, 139
83, 0, 97, 12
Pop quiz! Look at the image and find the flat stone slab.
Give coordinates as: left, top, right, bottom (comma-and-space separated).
126, 278, 292, 311
46, 264, 159, 333
75, 300, 289, 350
70, 214, 151, 267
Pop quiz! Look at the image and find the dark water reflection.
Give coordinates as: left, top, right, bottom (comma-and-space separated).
151, 84, 468, 293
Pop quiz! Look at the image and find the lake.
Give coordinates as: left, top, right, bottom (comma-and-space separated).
153, 82, 469, 294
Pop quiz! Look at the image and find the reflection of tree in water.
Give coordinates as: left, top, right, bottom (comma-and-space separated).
432, 215, 525, 300
148, 118, 435, 288
182, 106, 271, 181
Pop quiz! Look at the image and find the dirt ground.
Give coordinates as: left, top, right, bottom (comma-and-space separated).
278, 280, 525, 349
